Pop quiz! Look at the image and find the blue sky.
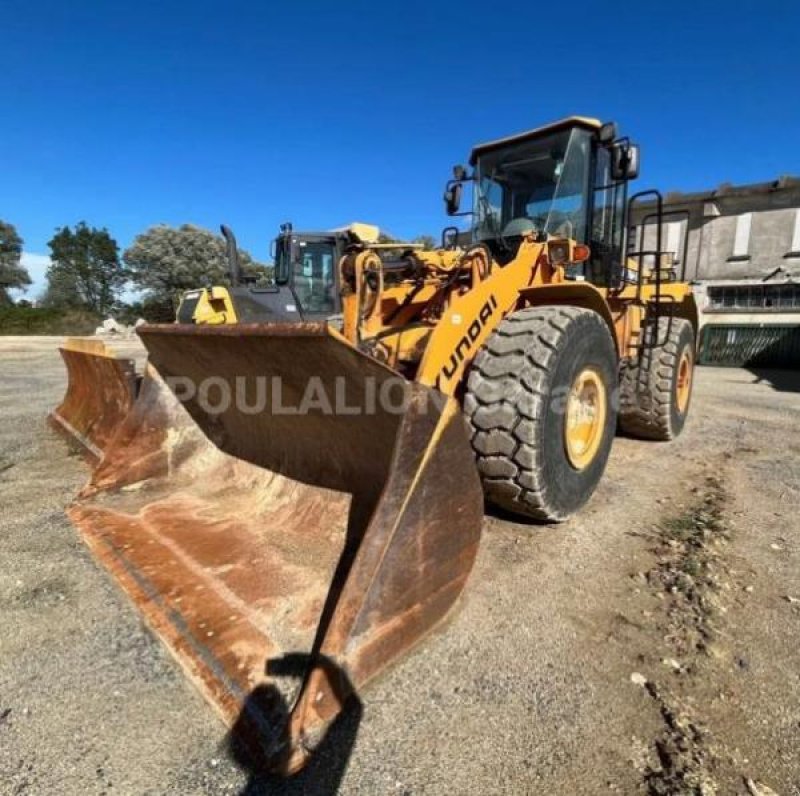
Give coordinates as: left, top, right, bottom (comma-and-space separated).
4, 0, 799, 298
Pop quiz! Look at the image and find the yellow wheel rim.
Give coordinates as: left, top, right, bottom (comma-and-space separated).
676, 349, 693, 414
564, 367, 607, 471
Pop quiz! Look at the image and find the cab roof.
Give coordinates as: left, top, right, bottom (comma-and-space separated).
469, 116, 603, 165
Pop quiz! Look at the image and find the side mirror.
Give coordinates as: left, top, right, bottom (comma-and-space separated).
611, 142, 640, 181
625, 144, 640, 179
273, 235, 292, 285
444, 182, 463, 216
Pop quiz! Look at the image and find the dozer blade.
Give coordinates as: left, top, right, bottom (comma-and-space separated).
67, 322, 483, 774
49, 338, 138, 460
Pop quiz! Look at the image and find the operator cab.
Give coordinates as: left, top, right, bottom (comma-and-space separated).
274, 226, 340, 317
273, 222, 383, 319
444, 117, 640, 287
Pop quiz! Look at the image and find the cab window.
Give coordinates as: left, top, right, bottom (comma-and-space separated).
292, 242, 335, 314
590, 146, 626, 286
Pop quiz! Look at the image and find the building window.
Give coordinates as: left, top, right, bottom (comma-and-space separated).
707, 284, 800, 312
729, 212, 752, 261
787, 209, 800, 258
666, 221, 682, 263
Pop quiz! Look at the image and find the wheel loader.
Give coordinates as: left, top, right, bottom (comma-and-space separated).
176, 221, 408, 324
51, 116, 697, 773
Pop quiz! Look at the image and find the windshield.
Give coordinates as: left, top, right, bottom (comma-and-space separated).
275, 237, 337, 314
285, 239, 337, 314
473, 128, 592, 243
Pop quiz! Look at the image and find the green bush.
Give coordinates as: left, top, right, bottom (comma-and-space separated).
114, 297, 175, 325
0, 306, 101, 335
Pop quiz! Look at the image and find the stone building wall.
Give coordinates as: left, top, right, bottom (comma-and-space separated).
631, 177, 800, 327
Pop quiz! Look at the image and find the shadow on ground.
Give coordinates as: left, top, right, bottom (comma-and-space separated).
747, 367, 800, 393
226, 654, 363, 796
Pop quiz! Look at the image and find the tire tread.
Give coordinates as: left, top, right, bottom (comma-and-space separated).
464, 306, 614, 521
618, 316, 693, 441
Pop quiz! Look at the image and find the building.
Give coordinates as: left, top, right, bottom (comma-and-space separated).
631, 175, 800, 366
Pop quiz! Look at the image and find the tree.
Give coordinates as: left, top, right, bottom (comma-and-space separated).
0, 221, 30, 305
46, 222, 125, 315
113, 295, 175, 325
124, 224, 266, 306
39, 268, 84, 309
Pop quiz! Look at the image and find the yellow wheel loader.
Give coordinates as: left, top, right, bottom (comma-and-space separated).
52, 116, 697, 773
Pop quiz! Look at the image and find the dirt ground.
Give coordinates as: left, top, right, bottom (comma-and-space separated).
1, 336, 799, 796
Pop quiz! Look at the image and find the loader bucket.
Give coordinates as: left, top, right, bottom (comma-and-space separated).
80, 361, 195, 495
49, 338, 138, 460
67, 322, 483, 774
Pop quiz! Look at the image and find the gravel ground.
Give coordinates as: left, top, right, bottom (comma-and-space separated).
1, 336, 799, 795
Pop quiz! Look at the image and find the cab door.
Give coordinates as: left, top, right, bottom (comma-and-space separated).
291, 238, 340, 318
589, 145, 627, 287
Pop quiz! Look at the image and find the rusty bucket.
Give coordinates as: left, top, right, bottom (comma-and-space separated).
49, 338, 138, 461
67, 323, 483, 773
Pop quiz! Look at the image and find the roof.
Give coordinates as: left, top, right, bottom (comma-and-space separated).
469, 116, 603, 165
656, 175, 800, 206
329, 222, 380, 243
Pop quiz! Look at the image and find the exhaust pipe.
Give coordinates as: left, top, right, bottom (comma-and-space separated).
220, 224, 241, 287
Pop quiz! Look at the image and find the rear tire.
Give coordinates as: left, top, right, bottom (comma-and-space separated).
464, 306, 618, 522
618, 316, 695, 441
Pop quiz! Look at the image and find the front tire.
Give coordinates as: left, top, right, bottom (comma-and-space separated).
463, 306, 618, 522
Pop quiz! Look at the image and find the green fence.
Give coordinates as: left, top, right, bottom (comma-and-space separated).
699, 324, 800, 368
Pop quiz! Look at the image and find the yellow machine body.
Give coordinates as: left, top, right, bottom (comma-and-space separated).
176, 286, 238, 324
339, 237, 696, 396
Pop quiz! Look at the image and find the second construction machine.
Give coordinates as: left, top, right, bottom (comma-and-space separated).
54, 116, 696, 773
175, 221, 386, 324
